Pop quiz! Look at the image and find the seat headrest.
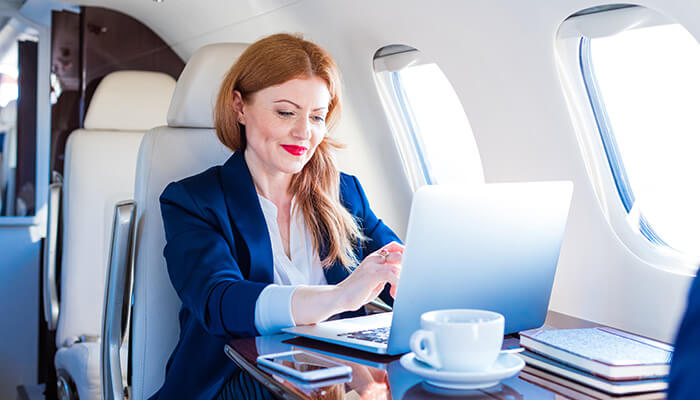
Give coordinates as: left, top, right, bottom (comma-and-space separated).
166, 43, 248, 129
83, 71, 176, 131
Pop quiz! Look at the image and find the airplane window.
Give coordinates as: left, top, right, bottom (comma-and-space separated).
580, 21, 700, 259
373, 46, 483, 189
0, 17, 39, 217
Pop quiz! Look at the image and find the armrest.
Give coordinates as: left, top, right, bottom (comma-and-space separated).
101, 200, 136, 400
42, 183, 61, 330
366, 298, 392, 314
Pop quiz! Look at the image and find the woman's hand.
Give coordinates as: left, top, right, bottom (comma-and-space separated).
335, 241, 404, 311
290, 241, 403, 326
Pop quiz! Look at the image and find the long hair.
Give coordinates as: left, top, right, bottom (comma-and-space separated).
215, 33, 364, 267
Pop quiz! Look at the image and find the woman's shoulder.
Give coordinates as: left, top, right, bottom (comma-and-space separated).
338, 172, 369, 213
339, 171, 360, 196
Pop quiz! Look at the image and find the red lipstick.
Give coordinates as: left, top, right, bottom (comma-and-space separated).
281, 145, 307, 156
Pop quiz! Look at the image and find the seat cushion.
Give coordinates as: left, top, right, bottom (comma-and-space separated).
55, 342, 128, 400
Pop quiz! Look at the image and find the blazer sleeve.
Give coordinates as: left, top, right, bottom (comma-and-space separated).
160, 181, 267, 338
669, 276, 700, 399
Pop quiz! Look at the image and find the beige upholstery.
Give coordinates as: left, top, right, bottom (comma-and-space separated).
55, 342, 128, 400
56, 71, 175, 400
84, 71, 176, 131
58, 131, 143, 346
166, 44, 247, 128
130, 43, 247, 400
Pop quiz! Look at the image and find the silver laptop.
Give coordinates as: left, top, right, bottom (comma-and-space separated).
283, 182, 573, 355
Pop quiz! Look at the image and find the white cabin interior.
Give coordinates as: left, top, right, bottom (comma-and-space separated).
0, 0, 698, 398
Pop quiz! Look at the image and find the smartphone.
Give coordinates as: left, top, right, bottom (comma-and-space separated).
259, 364, 352, 390
256, 350, 352, 381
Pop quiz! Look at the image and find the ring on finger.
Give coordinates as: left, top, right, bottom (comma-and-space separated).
378, 249, 389, 263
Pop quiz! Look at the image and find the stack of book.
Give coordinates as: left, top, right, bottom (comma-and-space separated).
518, 326, 673, 399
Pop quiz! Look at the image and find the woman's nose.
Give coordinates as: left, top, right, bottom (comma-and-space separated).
292, 117, 312, 139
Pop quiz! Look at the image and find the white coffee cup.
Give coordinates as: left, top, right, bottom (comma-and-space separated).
409, 309, 504, 372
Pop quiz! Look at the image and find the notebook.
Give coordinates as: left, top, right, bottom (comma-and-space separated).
520, 367, 666, 400
519, 327, 673, 380
519, 350, 667, 395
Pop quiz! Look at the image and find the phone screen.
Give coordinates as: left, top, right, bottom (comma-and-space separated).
268, 352, 340, 372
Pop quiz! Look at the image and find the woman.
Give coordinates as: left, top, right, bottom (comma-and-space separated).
154, 33, 403, 399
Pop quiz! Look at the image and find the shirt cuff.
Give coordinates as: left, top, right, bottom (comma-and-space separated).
254, 284, 298, 336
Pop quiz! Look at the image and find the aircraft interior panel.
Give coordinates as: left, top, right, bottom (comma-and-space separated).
1, 0, 699, 398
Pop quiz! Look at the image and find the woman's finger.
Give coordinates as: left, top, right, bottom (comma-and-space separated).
369, 282, 385, 300
390, 283, 398, 298
377, 265, 399, 290
379, 241, 404, 254
369, 246, 404, 265
384, 251, 402, 265
369, 250, 391, 264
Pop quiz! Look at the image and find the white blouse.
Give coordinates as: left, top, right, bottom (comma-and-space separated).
253, 195, 328, 335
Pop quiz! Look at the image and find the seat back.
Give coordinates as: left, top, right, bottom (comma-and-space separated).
57, 71, 176, 348
130, 43, 247, 400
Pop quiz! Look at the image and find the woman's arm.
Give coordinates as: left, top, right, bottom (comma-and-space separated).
290, 242, 403, 325
290, 174, 405, 325
160, 181, 267, 337
292, 242, 403, 325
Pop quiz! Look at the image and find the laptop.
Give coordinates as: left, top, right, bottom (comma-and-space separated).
283, 182, 573, 355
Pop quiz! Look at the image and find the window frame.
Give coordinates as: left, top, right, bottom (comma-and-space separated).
556, 6, 700, 273
389, 70, 436, 185
0, 9, 50, 226
578, 37, 670, 248
373, 46, 483, 191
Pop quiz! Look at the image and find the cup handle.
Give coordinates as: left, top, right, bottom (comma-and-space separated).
410, 329, 442, 370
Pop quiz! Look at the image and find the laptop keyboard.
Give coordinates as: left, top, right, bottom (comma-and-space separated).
337, 326, 390, 344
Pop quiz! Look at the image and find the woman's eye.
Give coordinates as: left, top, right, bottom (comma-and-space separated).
312, 115, 326, 123
277, 110, 294, 117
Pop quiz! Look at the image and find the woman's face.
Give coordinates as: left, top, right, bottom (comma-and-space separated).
236, 76, 330, 178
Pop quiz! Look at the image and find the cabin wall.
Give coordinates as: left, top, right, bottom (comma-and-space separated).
0, 229, 39, 399
0, 5, 51, 398
70, 0, 700, 344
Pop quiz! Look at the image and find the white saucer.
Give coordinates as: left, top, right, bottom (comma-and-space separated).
399, 352, 525, 390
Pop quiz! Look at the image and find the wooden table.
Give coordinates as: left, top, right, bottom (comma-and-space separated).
225, 311, 666, 399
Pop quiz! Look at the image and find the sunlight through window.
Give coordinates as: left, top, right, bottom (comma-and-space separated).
586, 24, 700, 257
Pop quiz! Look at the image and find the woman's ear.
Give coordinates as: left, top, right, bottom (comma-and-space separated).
232, 90, 246, 124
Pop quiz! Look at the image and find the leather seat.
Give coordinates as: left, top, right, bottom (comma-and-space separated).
55, 70, 175, 400
129, 43, 247, 400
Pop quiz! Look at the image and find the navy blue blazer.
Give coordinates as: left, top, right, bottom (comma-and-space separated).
152, 151, 401, 400
668, 275, 700, 399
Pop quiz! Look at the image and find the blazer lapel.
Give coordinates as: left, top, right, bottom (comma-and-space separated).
220, 152, 274, 283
